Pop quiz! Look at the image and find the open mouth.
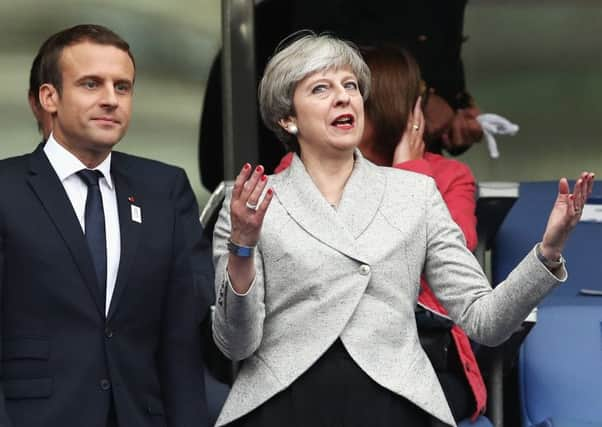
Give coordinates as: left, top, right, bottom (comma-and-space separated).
331, 114, 355, 129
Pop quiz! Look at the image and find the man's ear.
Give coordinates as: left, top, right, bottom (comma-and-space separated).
39, 83, 59, 114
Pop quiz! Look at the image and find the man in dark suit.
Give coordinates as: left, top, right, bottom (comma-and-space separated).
0, 24, 211, 427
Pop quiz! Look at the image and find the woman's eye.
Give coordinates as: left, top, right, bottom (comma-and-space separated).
311, 84, 328, 94
344, 81, 358, 90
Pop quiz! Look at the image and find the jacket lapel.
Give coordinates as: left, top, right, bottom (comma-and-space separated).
107, 163, 141, 320
27, 146, 105, 316
271, 149, 384, 263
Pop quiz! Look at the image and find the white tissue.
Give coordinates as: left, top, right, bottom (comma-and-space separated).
476, 113, 519, 159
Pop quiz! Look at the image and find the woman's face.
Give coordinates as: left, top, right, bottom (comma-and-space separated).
286, 66, 364, 158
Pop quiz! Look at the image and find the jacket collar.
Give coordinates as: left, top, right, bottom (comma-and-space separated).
270, 149, 385, 263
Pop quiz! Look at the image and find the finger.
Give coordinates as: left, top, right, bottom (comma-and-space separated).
240, 165, 264, 200
466, 118, 483, 143
585, 172, 595, 197
255, 187, 274, 219
413, 96, 422, 121
558, 177, 569, 196
232, 163, 252, 198
246, 173, 268, 210
573, 178, 584, 210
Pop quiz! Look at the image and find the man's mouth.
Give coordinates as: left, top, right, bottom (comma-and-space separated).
92, 117, 120, 125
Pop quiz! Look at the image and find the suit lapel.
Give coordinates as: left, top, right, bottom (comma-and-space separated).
107, 161, 141, 320
27, 146, 105, 316
271, 150, 384, 263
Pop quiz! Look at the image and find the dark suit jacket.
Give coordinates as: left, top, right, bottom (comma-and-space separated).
0, 145, 211, 427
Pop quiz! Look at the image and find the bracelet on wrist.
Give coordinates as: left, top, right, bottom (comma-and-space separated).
536, 243, 564, 270
227, 238, 255, 257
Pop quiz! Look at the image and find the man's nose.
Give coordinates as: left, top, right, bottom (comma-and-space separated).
100, 84, 118, 108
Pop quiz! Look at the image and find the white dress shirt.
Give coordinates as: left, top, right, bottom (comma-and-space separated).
44, 134, 120, 315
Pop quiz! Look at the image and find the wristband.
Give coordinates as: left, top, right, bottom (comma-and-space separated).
536, 243, 564, 270
227, 238, 255, 257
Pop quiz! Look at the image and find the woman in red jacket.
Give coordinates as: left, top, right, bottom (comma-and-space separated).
276, 45, 483, 422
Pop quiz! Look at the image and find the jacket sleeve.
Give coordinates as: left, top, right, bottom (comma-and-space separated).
170, 168, 214, 320
0, 219, 15, 426
212, 189, 266, 361
159, 205, 209, 426
422, 179, 565, 346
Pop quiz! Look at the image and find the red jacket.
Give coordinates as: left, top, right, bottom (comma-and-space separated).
274, 152, 485, 419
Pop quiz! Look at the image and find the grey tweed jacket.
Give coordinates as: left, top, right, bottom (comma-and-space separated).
212, 151, 564, 426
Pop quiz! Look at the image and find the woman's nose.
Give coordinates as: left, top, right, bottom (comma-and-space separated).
334, 86, 351, 105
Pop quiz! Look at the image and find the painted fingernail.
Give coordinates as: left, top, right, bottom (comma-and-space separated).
243, 163, 251, 171
267, 188, 273, 195
261, 174, 267, 182
255, 165, 263, 173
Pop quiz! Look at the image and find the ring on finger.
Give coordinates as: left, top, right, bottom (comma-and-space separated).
245, 201, 258, 210
412, 123, 420, 131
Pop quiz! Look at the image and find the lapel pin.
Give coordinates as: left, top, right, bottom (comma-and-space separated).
131, 204, 142, 224
128, 196, 135, 203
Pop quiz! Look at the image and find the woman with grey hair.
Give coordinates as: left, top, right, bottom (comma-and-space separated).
211, 33, 594, 426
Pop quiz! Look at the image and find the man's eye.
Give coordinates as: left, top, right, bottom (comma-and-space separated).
311, 84, 328, 94
115, 83, 131, 93
83, 80, 97, 89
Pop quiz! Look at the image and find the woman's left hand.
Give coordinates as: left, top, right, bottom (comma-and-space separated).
540, 172, 595, 260
393, 97, 425, 165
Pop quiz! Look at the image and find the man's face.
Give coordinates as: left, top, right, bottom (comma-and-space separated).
41, 41, 135, 163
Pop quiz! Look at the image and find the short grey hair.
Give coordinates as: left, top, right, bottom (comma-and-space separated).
258, 33, 371, 152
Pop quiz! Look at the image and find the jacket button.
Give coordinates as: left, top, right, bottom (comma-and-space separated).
100, 379, 111, 391
359, 264, 371, 275
104, 327, 113, 338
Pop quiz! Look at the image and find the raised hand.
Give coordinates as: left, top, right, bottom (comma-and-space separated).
393, 97, 425, 165
541, 172, 595, 261
230, 163, 274, 247
227, 163, 274, 293
441, 106, 483, 154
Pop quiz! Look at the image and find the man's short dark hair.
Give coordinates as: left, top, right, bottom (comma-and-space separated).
37, 24, 135, 95
28, 51, 44, 108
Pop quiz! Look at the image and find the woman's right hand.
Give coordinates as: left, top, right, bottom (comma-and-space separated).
393, 97, 425, 165
227, 163, 274, 294
230, 163, 273, 247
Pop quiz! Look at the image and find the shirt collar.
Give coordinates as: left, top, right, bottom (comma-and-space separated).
43, 133, 114, 189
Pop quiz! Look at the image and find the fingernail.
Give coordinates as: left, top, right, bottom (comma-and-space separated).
255, 165, 263, 173
267, 188, 273, 195
261, 175, 267, 182
243, 163, 251, 171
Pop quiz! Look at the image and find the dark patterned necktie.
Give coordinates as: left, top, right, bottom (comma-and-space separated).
77, 169, 107, 304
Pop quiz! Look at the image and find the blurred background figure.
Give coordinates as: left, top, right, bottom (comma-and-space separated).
199, 0, 484, 192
